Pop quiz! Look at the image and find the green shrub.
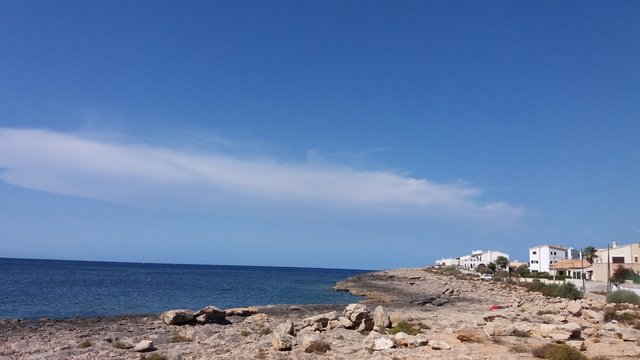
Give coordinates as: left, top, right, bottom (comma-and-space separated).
523, 282, 582, 299
606, 290, 640, 305
531, 343, 587, 360
545, 343, 587, 360
387, 320, 418, 336
555, 282, 583, 300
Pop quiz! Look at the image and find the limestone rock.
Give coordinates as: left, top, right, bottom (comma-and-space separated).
483, 319, 515, 336
617, 327, 640, 342
244, 313, 269, 325
363, 331, 394, 351
559, 322, 582, 339
194, 306, 226, 324
457, 326, 488, 342
276, 321, 295, 336
566, 340, 586, 351
133, 340, 153, 352
429, 339, 451, 350
373, 306, 391, 329
300, 311, 338, 330
343, 304, 371, 326
302, 334, 330, 353
567, 301, 583, 316
160, 309, 196, 325
582, 309, 603, 323
272, 333, 295, 351
225, 307, 259, 317
394, 332, 427, 347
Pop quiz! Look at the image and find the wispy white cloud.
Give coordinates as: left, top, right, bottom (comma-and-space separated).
0, 128, 523, 219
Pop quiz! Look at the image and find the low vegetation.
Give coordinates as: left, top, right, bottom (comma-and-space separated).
523, 282, 583, 300
532, 343, 587, 360
606, 289, 640, 306
387, 320, 419, 336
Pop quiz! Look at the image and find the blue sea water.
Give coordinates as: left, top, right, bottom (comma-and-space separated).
0, 258, 370, 320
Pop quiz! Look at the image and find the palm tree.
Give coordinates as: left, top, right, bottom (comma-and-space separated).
582, 246, 597, 263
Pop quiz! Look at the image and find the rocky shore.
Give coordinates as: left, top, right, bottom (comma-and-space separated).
1, 267, 640, 359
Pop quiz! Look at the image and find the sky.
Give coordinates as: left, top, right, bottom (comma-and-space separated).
0, 1, 639, 269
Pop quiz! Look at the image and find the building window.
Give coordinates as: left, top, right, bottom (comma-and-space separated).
532, 251, 537, 255
612, 256, 625, 264
531, 260, 538, 264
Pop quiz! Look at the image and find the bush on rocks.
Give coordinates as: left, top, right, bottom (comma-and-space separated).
606, 290, 640, 306
387, 320, 418, 336
555, 283, 583, 300
531, 343, 587, 360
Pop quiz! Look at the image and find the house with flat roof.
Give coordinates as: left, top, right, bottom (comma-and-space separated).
529, 245, 579, 273
589, 242, 640, 281
435, 249, 509, 270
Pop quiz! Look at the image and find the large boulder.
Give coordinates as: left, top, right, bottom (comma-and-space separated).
373, 306, 391, 329
194, 306, 226, 324
344, 303, 374, 332
160, 309, 196, 325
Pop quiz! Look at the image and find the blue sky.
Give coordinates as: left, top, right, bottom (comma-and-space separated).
1, 1, 639, 269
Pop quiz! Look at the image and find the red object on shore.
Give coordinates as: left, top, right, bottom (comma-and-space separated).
489, 305, 503, 310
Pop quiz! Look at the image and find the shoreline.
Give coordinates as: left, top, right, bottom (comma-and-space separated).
2, 267, 640, 359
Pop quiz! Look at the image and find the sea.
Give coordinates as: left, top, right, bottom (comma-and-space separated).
0, 258, 370, 320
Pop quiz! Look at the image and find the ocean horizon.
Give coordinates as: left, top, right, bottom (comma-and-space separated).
0, 257, 371, 320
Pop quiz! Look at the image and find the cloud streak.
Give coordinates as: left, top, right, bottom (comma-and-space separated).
0, 128, 523, 219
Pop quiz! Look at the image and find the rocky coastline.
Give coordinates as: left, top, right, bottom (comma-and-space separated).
1, 267, 640, 359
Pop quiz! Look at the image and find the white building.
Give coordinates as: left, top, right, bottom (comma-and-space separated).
529, 245, 579, 273
435, 257, 460, 266
459, 250, 510, 270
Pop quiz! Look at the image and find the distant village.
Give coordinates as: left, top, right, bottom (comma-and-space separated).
435, 241, 640, 285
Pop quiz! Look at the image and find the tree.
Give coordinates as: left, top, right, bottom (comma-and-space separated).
495, 256, 509, 269
611, 265, 631, 286
487, 262, 497, 272
475, 264, 488, 273
515, 264, 530, 277
582, 246, 597, 263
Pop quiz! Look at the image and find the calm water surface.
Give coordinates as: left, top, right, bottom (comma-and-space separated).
0, 258, 369, 320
